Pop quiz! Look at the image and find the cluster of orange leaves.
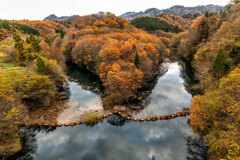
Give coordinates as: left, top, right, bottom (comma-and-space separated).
60, 14, 167, 106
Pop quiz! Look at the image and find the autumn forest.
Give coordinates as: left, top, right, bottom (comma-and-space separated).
0, 0, 239, 160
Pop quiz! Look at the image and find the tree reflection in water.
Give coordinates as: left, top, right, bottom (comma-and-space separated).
8, 127, 56, 160
107, 114, 127, 126
179, 60, 202, 96
186, 136, 208, 160
9, 62, 209, 160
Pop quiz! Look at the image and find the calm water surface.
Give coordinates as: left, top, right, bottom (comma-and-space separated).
12, 62, 206, 160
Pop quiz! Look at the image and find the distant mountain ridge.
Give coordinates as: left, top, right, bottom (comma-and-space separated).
43, 4, 224, 21
43, 14, 79, 21
120, 5, 224, 20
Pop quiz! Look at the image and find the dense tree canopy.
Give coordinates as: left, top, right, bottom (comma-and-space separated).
64, 14, 167, 105
131, 17, 181, 33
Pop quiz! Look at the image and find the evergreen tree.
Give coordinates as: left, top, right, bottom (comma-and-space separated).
13, 33, 23, 52
60, 30, 65, 38
30, 33, 34, 42
208, 12, 213, 17
26, 37, 30, 44
133, 44, 136, 50
131, 17, 180, 33
72, 33, 75, 39
30, 34, 41, 52
134, 51, 140, 68
13, 32, 26, 65
212, 49, 226, 78
223, 11, 226, 17
205, 11, 209, 18
36, 56, 47, 74
44, 36, 51, 46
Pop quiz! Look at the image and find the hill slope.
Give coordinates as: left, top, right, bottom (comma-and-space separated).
43, 14, 79, 21
120, 5, 224, 20
170, 3, 240, 159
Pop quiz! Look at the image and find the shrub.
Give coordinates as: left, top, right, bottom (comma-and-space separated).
84, 113, 103, 125
108, 20, 120, 28
12, 71, 56, 106
0, 69, 56, 107
0, 37, 15, 60
33, 56, 65, 80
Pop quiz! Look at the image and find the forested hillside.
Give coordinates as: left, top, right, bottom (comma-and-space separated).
0, 19, 69, 157
131, 15, 189, 33
171, 1, 240, 159
61, 13, 167, 106
130, 14, 191, 49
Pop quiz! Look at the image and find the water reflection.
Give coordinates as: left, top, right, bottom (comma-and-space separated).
57, 65, 104, 123
186, 136, 208, 160
66, 64, 103, 109
136, 62, 192, 118
65, 81, 102, 109
11, 62, 204, 160
179, 60, 202, 96
66, 64, 102, 92
13, 117, 193, 160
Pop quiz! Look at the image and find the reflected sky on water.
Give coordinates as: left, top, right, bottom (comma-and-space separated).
14, 62, 199, 160
65, 64, 103, 109
135, 62, 192, 118
67, 81, 102, 109
33, 117, 192, 160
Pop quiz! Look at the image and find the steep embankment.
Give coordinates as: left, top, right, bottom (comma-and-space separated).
0, 20, 68, 158
170, 2, 240, 159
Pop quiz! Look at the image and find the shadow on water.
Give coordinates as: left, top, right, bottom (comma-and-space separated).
59, 63, 103, 101
186, 136, 209, 160
57, 64, 104, 116
179, 59, 202, 96
107, 114, 127, 127
8, 127, 57, 160
66, 64, 103, 93
10, 62, 208, 160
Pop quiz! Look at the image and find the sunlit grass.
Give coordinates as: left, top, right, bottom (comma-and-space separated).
0, 52, 23, 71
